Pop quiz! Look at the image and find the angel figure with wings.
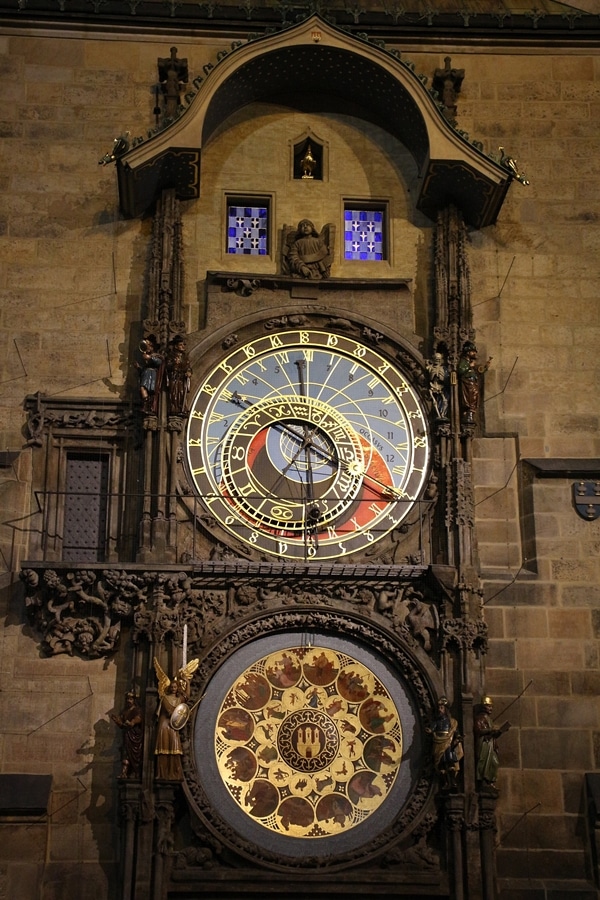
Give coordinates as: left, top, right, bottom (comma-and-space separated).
282, 219, 334, 280
154, 657, 199, 781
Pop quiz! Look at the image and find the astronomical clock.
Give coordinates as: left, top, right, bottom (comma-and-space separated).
162, 307, 451, 892
185, 323, 430, 561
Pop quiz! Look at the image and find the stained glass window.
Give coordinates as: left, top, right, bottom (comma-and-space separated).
227, 203, 269, 255
344, 207, 385, 261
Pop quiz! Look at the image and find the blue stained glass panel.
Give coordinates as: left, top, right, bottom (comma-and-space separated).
227, 205, 268, 255
344, 208, 384, 261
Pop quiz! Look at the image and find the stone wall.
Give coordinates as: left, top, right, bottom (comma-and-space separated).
0, 23, 599, 898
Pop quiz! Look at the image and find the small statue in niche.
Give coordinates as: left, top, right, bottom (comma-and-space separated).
165, 334, 192, 417
427, 696, 463, 790
474, 695, 510, 791
135, 335, 163, 415
158, 47, 189, 120
300, 144, 317, 179
111, 689, 144, 780
426, 349, 450, 420
154, 657, 199, 781
457, 340, 492, 424
282, 219, 334, 280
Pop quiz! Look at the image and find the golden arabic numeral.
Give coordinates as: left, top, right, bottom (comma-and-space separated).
352, 345, 366, 359
414, 436, 427, 447
269, 335, 284, 349
243, 344, 256, 359
188, 438, 202, 446
377, 362, 390, 375
299, 331, 310, 345
327, 334, 339, 347
395, 382, 408, 396
219, 361, 233, 375
277, 541, 289, 555
249, 531, 259, 544
201, 382, 216, 396
191, 410, 204, 420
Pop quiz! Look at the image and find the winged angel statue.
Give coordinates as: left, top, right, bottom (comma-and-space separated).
153, 657, 199, 780
282, 219, 334, 279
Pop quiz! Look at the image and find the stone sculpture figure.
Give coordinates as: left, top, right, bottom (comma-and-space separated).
158, 47, 189, 119
111, 689, 144, 779
165, 334, 192, 416
474, 695, 510, 790
283, 219, 333, 279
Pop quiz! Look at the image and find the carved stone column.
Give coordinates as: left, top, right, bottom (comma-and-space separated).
152, 783, 177, 900
118, 781, 142, 900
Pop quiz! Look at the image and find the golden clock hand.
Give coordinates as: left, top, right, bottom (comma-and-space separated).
302, 435, 404, 501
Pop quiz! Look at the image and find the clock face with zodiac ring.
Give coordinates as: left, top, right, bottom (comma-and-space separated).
186, 326, 430, 560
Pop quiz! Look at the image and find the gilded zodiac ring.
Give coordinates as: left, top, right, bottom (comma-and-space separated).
215, 646, 403, 838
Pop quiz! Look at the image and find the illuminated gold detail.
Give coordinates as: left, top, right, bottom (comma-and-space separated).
215, 647, 402, 838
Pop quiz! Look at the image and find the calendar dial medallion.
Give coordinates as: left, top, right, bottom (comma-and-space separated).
186, 328, 429, 560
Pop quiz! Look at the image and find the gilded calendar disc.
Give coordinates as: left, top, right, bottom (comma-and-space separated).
192, 632, 421, 860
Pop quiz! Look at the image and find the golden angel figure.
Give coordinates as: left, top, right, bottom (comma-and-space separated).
154, 657, 199, 781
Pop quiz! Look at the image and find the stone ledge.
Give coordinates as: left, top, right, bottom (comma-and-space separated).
524, 458, 600, 478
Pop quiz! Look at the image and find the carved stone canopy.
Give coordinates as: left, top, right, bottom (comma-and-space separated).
117, 16, 511, 227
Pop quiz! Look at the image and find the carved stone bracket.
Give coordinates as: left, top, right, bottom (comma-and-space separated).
24, 393, 135, 447
441, 617, 488, 656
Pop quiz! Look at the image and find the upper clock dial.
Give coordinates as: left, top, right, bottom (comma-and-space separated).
186, 328, 429, 560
